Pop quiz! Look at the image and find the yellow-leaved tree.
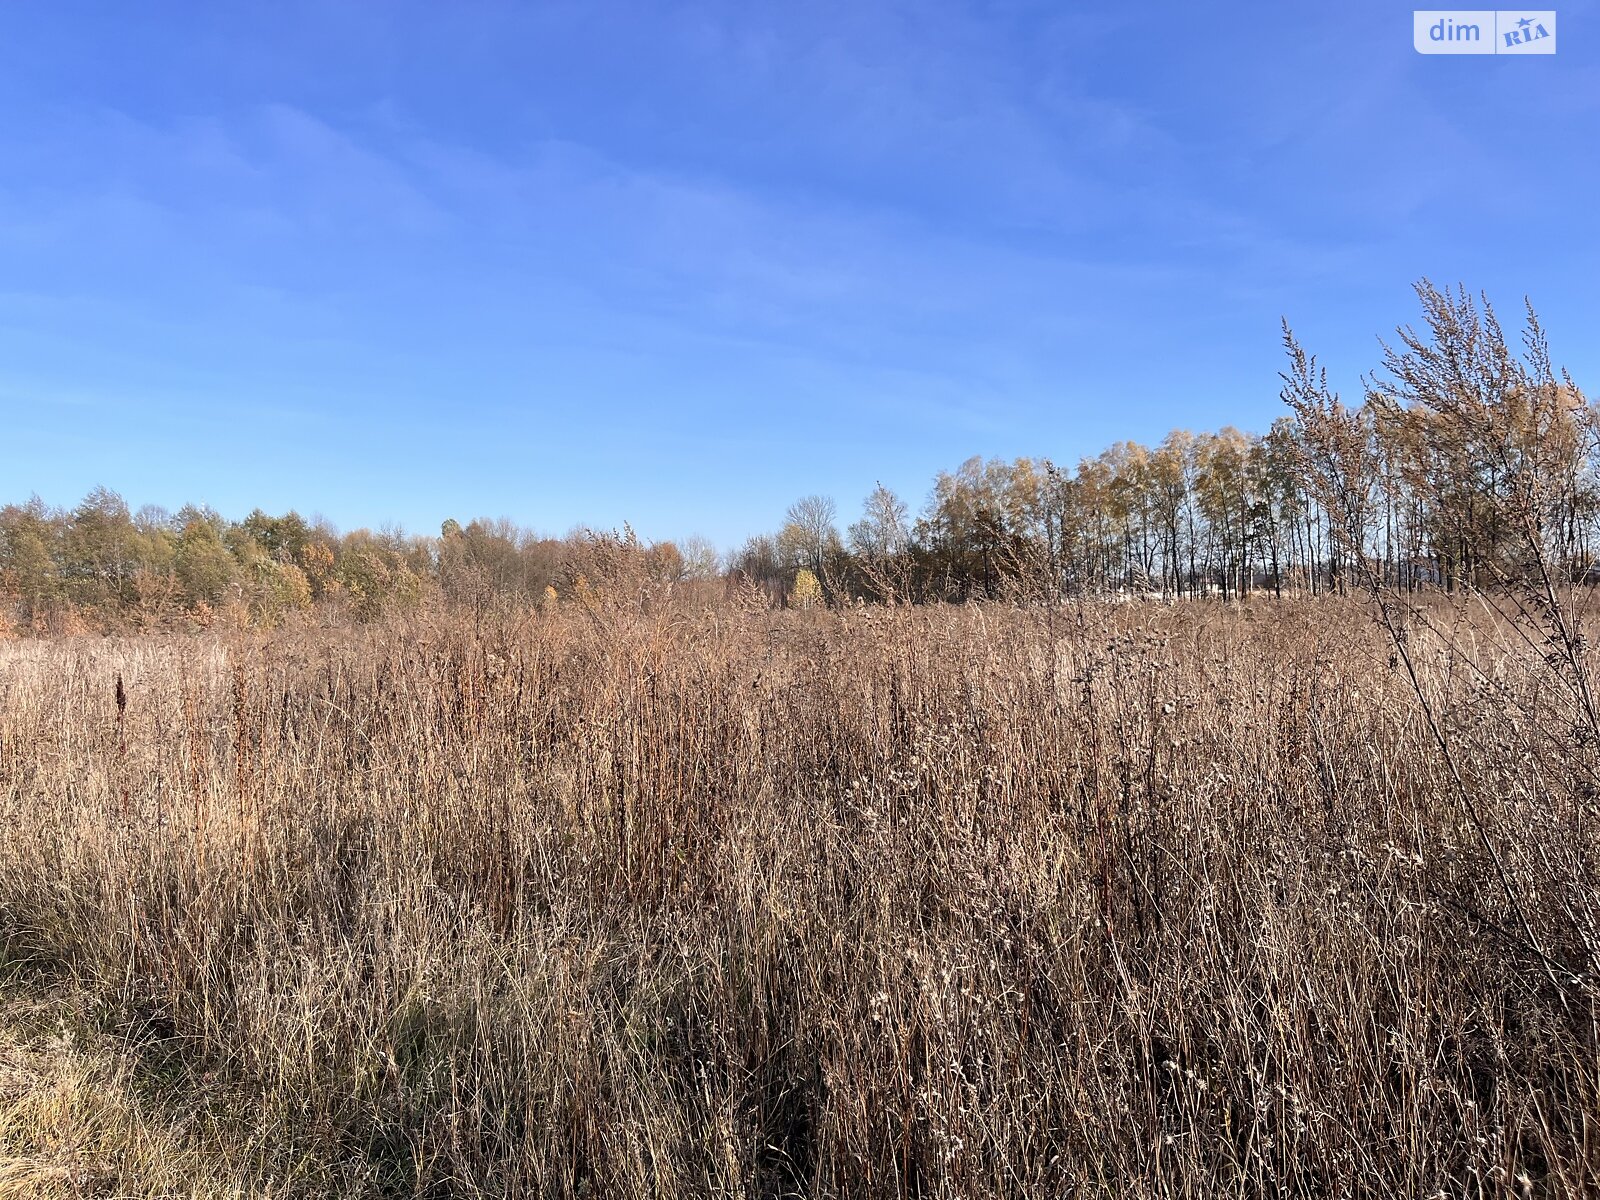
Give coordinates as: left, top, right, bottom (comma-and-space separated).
789, 567, 822, 610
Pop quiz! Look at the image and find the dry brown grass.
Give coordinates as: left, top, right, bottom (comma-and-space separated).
0, 989, 245, 1199
0, 598, 1596, 1197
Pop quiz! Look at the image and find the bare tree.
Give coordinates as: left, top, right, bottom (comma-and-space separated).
846, 484, 909, 559
678, 535, 722, 581
780, 495, 840, 576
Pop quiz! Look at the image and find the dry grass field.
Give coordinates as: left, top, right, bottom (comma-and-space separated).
1, 597, 1597, 1197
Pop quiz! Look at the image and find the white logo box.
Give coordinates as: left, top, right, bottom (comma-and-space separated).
1414, 10, 1556, 53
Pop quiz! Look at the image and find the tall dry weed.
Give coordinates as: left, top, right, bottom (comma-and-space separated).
0, 599, 1595, 1197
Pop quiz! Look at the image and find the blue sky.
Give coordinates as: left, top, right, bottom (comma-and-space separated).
2, 1, 1597, 548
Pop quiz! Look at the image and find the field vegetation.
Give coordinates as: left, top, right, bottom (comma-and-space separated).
2, 589, 1598, 1197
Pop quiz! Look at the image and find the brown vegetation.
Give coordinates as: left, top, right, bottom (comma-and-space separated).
2, 591, 1597, 1197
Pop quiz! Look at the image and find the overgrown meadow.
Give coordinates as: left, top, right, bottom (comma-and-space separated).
2, 591, 1596, 1197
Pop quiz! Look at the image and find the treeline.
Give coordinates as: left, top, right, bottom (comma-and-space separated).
0, 498, 724, 634
740, 284, 1599, 604
3, 282, 1595, 631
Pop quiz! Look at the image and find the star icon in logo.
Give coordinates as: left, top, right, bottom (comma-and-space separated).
1517, 16, 1534, 29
